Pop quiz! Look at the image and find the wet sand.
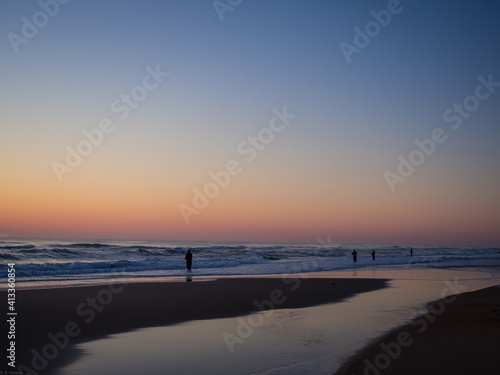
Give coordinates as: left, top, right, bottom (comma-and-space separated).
4, 277, 387, 374
336, 285, 500, 375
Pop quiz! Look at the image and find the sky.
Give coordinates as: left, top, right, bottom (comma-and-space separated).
1, 0, 499, 245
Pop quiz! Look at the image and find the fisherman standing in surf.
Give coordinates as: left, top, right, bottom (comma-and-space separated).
185, 249, 193, 270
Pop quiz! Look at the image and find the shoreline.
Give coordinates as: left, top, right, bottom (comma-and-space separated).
10, 265, 500, 292
2, 277, 388, 374
336, 284, 500, 375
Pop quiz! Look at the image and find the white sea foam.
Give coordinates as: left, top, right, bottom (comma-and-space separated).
1, 239, 499, 286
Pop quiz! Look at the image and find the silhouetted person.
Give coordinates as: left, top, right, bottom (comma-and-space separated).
371, 250, 375, 261
185, 249, 193, 270
410, 248, 413, 257
352, 250, 357, 262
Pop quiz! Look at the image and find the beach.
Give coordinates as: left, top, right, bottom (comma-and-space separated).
3, 0, 500, 374
7, 277, 387, 374
4, 268, 499, 375
337, 285, 500, 375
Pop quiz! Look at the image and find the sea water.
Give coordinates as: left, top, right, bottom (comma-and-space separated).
1, 238, 500, 288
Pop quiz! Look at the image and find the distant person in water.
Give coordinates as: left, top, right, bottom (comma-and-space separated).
371, 250, 375, 261
352, 250, 357, 262
410, 248, 413, 257
185, 249, 193, 270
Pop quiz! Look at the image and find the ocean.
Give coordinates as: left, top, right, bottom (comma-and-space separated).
2, 239, 500, 288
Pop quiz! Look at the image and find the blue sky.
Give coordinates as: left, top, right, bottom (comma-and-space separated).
1, 0, 499, 244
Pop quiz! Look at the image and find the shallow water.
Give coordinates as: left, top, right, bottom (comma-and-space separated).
58, 268, 500, 375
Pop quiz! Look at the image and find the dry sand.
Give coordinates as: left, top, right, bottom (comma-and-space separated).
337, 285, 500, 375
3, 277, 387, 374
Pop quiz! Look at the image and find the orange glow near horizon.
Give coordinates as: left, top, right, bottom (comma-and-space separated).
1, 166, 499, 245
